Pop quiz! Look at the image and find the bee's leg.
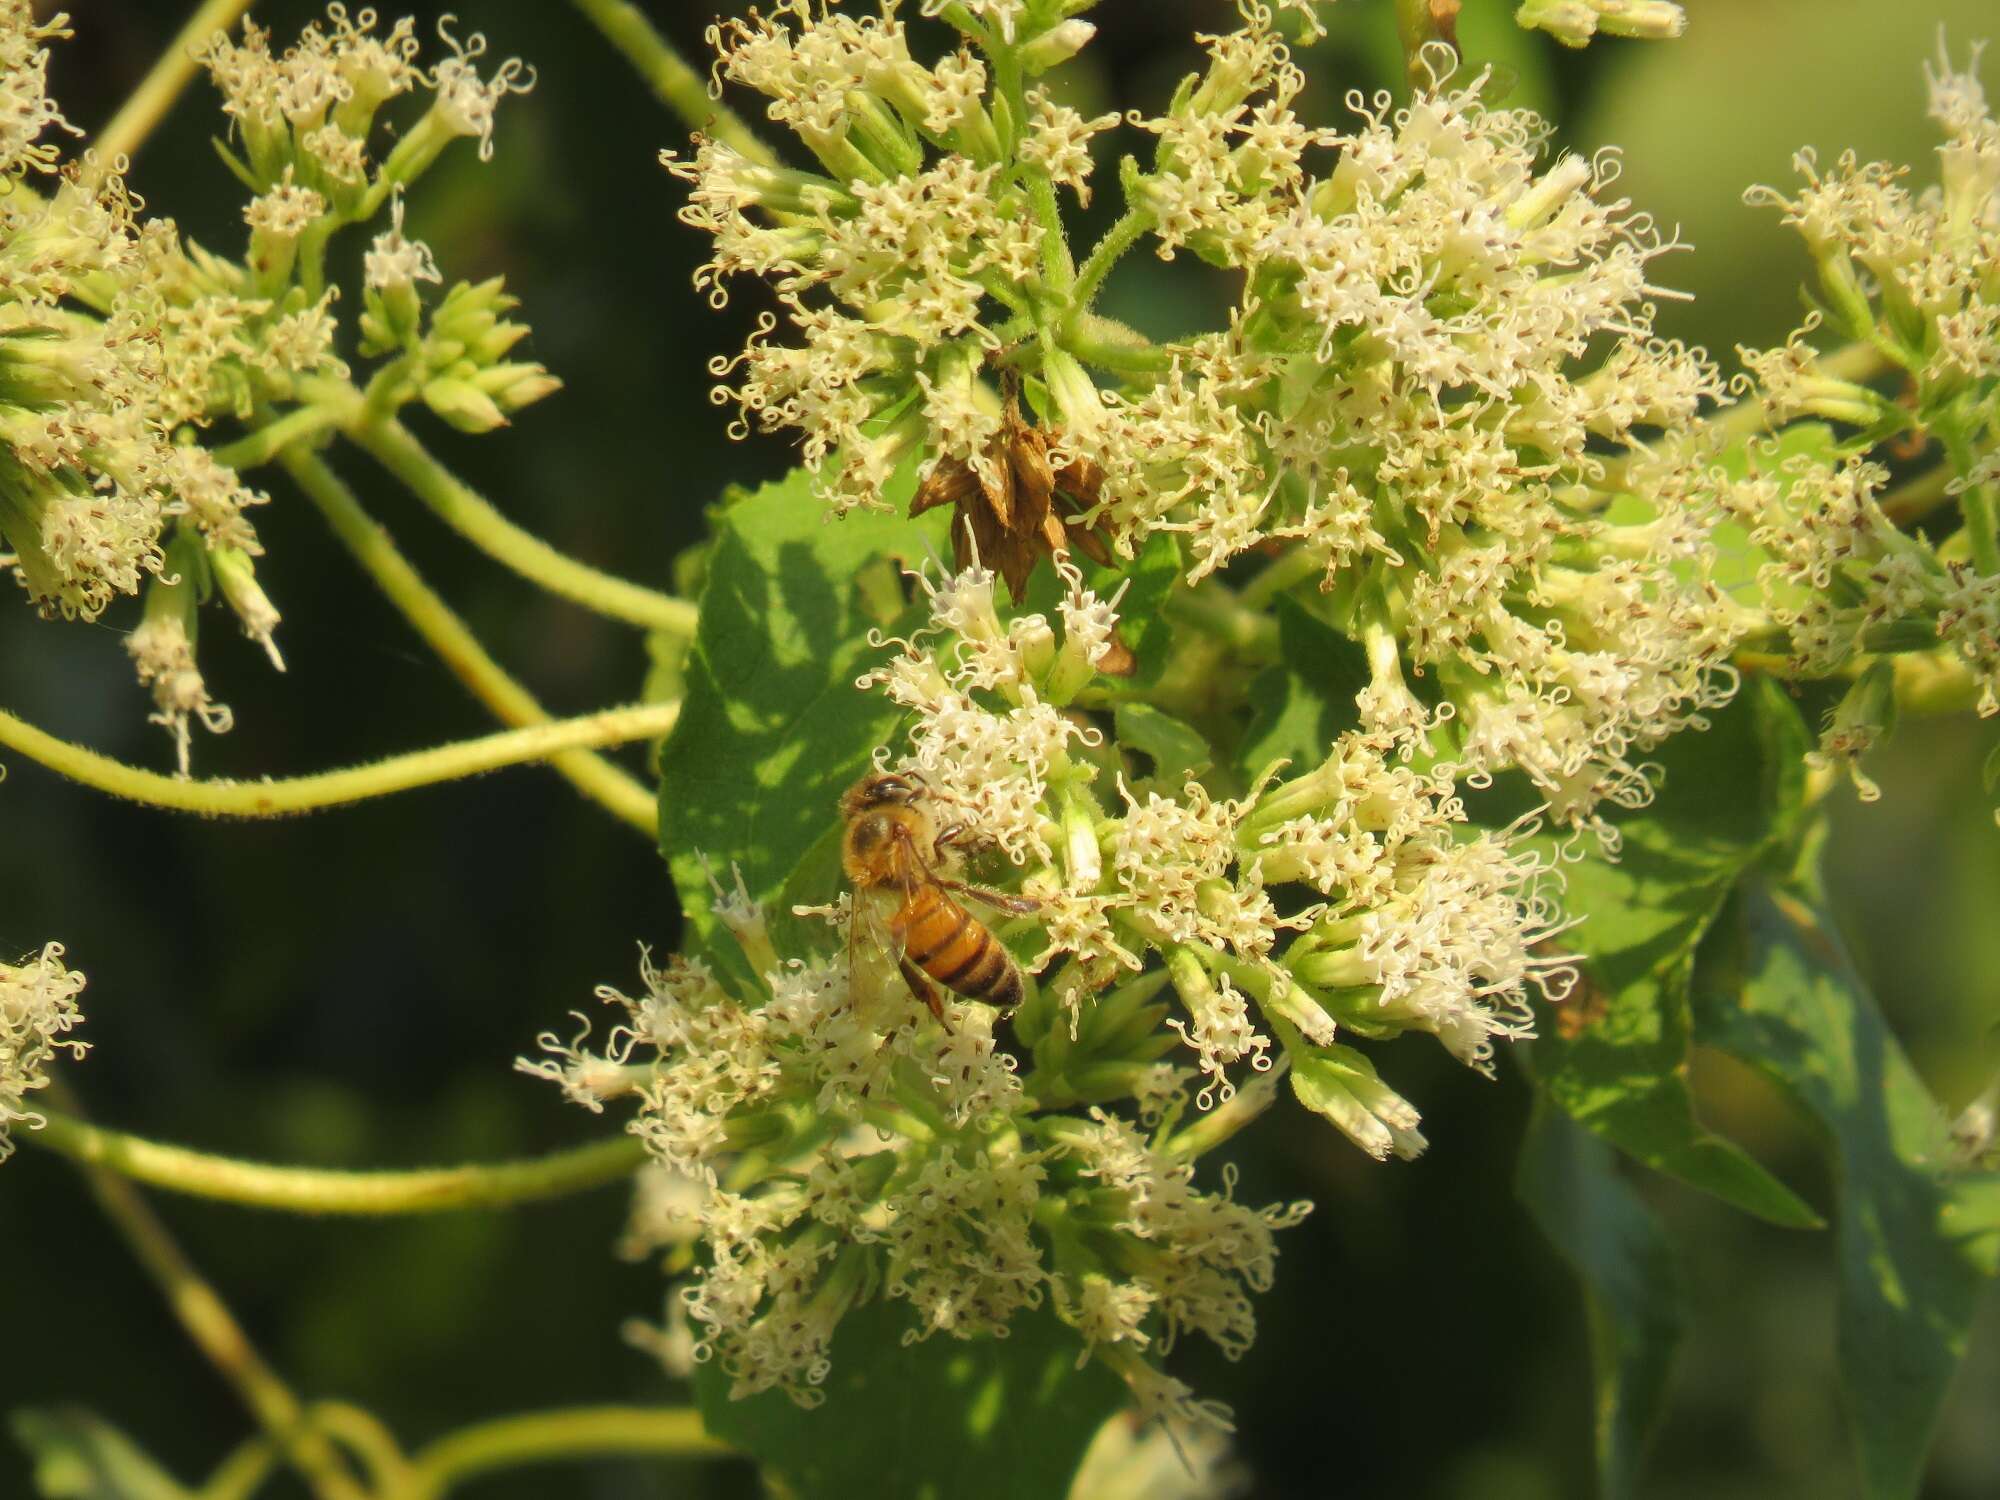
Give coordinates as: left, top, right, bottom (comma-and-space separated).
897, 954, 949, 1028
938, 878, 1040, 917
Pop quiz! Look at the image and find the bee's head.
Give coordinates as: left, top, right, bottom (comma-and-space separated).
842, 770, 926, 816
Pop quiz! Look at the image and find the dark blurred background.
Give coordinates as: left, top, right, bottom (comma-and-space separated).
4, 2, 1997, 1496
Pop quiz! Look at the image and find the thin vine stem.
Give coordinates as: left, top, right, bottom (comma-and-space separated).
569, 0, 778, 167
399, 1406, 731, 1499
88, 0, 256, 171
279, 448, 660, 835
30, 1110, 648, 1214
0, 701, 679, 817
49, 1082, 370, 1500
343, 412, 699, 636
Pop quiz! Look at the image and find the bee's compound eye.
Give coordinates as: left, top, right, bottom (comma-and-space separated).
877, 774, 919, 802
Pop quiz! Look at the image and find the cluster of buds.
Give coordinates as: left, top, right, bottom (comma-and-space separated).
1732, 43, 2000, 785
671, 4, 1743, 834
359, 218, 560, 434
0, 942, 86, 1164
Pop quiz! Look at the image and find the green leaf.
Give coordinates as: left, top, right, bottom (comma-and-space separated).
1693, 880, 1997, 1500
657, 467, 947, 957
1112, 702, 1211, 788
10, 1409, 192, 1500
1233, 594, 1367, 781
1530, 677, 1822, 1227
1516, 1099, 1684, 1499
694, 1297, 1126, 1500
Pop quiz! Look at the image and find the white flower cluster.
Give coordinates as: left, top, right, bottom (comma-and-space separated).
0, 6, 541, 769
862, 559, 1567, 1140
1732, 44, 2000, 781
199, 7, 530, 192
1, 942, 86, 1163
1062, 30, 1739, 833
523, 931, 1304, 1430
0, 6, 290, 765
671, 5, 1742, 834
663, 0, 1111, 512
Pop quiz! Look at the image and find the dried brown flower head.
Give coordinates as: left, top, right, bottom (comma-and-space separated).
909, 383, 1116, 606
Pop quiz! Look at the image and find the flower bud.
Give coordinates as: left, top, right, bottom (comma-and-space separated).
422, 371, 509, 433
1288, 1041, 1427, 1161
1805, 659, 1897, 802
473, 362, 563, 417
209, 546, 285, 672
127, 536, 232, 774
1020, 20, 1096, 74
1515, 0, 1685, 47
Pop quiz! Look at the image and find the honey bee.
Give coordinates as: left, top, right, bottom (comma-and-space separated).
839, 771, 1039, 1021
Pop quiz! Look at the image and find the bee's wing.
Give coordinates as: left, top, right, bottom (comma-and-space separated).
845, 887, 902, 1004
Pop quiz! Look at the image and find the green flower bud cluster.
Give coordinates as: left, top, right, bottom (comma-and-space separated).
361, 250, 560, 435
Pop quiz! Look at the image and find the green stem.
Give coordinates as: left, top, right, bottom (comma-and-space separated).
569, 0, 777, 168
399, 1407, 731, 1499
1240, 539, 1329, 608
88, 0, 257, 171
1943, 429, 2000, 577
0, 700, 678, 817
279, 448, 660, 835
51, 1084, 370, 1500
197, 1437, 280, 1500
31, 1111, 648, 1214
212, 400, 349, 472
1879, 462, 1957, 526
1070, 205, 1152, 311
343, 412, 698, 635
1026, 170, 1073, 295
1164, 583, 1279, 659
1062, 313, 1172, 376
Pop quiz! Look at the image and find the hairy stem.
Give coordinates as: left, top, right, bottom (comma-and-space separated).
1070, 205, 1153, 311
1063, 312, 1172, 376
399, 1407, 730, 1499
31, 1112, 649, 1214
279, 448, 660, 834
569, 0, 777, 167
50, 1084, 369, 1500
0, 701, 678, 817
89, 0, 257, 171
343, 412, 698, 635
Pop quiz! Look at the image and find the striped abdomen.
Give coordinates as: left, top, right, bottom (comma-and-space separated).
890, 884, 1023, 1009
